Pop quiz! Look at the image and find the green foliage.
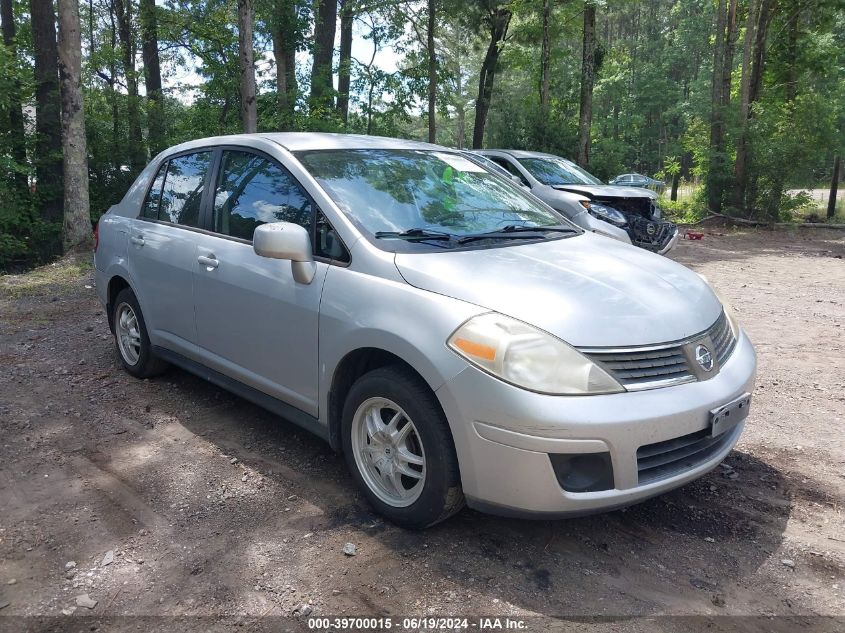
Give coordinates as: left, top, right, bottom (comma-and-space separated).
2, 0, 845, 271
0, 180, 61, 271
660, 194, 707, 225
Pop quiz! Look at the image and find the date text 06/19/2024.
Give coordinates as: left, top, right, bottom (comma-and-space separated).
306, 617, 529, 630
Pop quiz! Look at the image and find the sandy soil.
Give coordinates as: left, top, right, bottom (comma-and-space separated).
0, 228, 843, 632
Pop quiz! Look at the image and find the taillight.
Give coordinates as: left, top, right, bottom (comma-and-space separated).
94, 221, 99, 252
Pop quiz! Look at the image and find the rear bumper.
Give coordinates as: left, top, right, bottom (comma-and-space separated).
94, 265, 109, 309
436, 331, 756, 517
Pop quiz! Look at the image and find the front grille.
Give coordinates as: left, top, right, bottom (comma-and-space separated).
588, 346, 691, 389
582, 311, 736, 391
636, 425, 739, 485
709, 308, 736, 364
627, 216, 677, 251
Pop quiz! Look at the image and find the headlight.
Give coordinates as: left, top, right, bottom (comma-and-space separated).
447, 313, 624, 395
698, 274, 740, 338
579, 200, 627, 227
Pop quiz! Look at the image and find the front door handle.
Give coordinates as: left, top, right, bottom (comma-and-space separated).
130, 235, 145, 246
197, 254, 219, 269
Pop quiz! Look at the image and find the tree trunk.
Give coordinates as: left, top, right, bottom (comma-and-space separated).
310, 0, 337, 111
829, 154, 841, 220
539, 0, 551, 122
744, 0, 773, 216
113, 0, 145, 174
718, 0, 739, 208
30, 0, 64, 253
272, 27, 289, 115
671, 172, 680, 202
720, 0, 738, 112
337, 1, 353, 123
766, 6, 799, 218
732, 0, 758, 211
1, 0, 29, 199
366, 77, 374, 135
471, 7, 511, 149
706, 0, 737, 213
455, 61, 465, 150
108, 2, 120, 163
238, 0, 257, 133
426, 0, 436, 143
139, 0, 164, 156
707, 0, 726, 213
577, 2, 596, 167
272, 0, 298, 128
784, 7, 799, 103
57, 0, 92, 252
737, 0, 757, 123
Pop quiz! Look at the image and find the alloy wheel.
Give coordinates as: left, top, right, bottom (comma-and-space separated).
115, 302, 141, 366
351, 397, 426, 507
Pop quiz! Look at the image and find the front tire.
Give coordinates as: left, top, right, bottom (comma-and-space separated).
112, 287, 168, 378
341, 366, 464, 529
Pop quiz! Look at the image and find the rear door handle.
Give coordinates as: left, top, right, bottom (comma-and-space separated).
197, 255, 219, 269
130, 235, 145, 246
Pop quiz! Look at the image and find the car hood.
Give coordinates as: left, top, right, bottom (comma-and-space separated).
552, 184, 657, 200
394, 233, 721, 347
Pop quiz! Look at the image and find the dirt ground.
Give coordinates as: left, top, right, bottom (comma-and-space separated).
1, 228, 843, 632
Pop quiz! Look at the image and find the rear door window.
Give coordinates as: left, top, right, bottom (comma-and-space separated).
158, 152, 212, 227
212, 150, 313, 241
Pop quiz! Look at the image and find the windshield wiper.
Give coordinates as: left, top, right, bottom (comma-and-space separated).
457, 225, 578, 244
374, 228, 455, 242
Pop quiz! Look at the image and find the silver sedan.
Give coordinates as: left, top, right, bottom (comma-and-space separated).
95, 133, 756, 528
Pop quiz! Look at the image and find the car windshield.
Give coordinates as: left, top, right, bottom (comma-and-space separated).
297, 149, 571, 247
518, 157, 604, 186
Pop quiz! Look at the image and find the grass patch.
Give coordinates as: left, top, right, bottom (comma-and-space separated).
0, 253, 93, 298
795, 199, 845, 224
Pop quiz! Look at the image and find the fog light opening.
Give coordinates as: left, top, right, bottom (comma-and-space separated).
549, 452, 614, 493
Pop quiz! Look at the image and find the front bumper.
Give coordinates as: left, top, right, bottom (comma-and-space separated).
435, 330, 756, 517
657, 226, 680, 255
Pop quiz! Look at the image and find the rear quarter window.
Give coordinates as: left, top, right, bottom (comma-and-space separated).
159, 152, 213, 227
141, 165, 166, 219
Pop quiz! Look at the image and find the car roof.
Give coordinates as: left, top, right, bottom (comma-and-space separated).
159, 133, 451, 158
479, 149, 569, 160
262, 132, 452, 152
232, 132, 449, 152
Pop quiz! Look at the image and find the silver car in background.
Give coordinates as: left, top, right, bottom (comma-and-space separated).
476, 150, 679, 254
95, 133, 756, 528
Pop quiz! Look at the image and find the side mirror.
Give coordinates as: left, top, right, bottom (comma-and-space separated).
253, 222, 316, 284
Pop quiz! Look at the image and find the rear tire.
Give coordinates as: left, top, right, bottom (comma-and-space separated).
112, 287, 168, 378
341, 366, 464, 529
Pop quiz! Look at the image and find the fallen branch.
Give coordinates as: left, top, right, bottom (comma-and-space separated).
788, 222, 845, 229
693, 213, 845, 230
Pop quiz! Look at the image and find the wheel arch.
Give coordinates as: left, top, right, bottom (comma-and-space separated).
106, 275, 132, 333
326, 347, 452, 454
